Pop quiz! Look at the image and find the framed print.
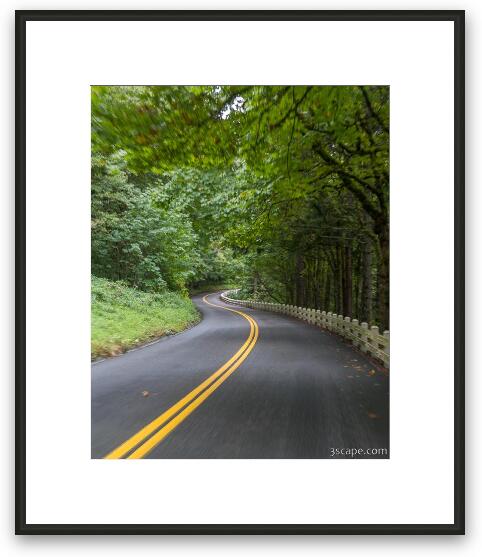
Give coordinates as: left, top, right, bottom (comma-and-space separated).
16, 10, 464, 534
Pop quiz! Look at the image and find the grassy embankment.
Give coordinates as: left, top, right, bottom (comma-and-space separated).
91, 276, 200, 360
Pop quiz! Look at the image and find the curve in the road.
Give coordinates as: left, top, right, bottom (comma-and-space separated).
105, 294, 259, 459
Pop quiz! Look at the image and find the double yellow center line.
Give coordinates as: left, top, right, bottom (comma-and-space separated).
104, 294, 259, 459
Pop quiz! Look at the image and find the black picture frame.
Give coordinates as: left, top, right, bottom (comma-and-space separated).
15, 9, 465, 535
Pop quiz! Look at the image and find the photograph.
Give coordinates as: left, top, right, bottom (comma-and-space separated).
91, 85, 390, 460
16, 7, 464, 534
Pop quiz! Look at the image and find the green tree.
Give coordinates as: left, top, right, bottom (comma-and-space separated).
91, 85, 389, 329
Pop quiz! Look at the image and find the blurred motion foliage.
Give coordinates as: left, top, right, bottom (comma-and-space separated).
92, 85, 389, 328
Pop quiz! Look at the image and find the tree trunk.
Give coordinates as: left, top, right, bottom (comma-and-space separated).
306, 260, 313, 308
323, 270, 332, 312
360, 238, 373, 323
342, 244, 353, 317
335, 246, 343, 315
315, 259, 323, 309
295, 253, 305, 307
376, 228, 389, 330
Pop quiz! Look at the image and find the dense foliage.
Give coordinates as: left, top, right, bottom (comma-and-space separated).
92, 85, 389, 329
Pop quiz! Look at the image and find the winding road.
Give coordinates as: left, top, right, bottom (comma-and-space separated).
92, 292, 389, 459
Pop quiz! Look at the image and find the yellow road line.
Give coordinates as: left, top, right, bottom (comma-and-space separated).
104, 293, 258, 459
128, 316, 259, 459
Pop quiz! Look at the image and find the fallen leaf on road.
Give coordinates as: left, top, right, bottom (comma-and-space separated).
368, 369, 376, 376
142, 390, 149, 397
367, 411, 379, 419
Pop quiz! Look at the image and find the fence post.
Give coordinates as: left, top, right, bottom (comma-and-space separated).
309, 309, 314, 324
369, 325, 379, 357
352, 319, 359, 347
383, 330, 390, 366
361, 322, 368, 352
343, 316, 351, 339
315, 309, 321, 326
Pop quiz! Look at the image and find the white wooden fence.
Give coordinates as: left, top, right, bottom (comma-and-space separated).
220, 290, 389, 368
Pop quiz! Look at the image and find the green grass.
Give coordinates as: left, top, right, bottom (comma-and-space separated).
91, 276, 200, 360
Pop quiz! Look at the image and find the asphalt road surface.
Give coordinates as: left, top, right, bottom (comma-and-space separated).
92, 292, 389, 459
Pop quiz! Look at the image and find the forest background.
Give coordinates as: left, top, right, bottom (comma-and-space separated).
91, 85, 389, 357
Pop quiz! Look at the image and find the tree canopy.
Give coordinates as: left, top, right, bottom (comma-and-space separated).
91, 85, 389, 329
